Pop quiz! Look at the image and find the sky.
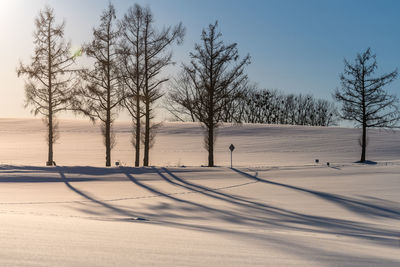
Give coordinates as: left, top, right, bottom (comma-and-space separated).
0, 0, 399, 122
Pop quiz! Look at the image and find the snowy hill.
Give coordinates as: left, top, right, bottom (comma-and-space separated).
0, 118, 399, 166
0, 118, 399, 265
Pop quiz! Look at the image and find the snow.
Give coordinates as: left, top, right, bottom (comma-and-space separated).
0, 118, 399, 266
1, 118, 399, 167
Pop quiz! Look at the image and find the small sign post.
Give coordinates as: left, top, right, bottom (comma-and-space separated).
229, 144, 235, 168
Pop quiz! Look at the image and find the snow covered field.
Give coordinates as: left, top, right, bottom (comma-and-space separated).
1, 118, 399, 167
0, 118, 399, 266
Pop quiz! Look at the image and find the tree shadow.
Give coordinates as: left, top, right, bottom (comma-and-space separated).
123, 168, 246, 223
3, 165, 394, 263
231, 168, 400, 220
354, 160, 377, 165
120, 167, 400, 249
0, 165, 217, 181
0, 176, 101, 183
0, 165, 154, 176
2, 165, 399, 264
57, 167, 143, 219
5, 165, 398, 254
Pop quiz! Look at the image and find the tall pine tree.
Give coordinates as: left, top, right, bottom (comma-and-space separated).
335, 48, 399, 162
17, 6, 77, 166
76, 3, 124, 167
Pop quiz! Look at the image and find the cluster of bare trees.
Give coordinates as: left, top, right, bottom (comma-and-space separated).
239, 89, 338, 126
17, 5, 400, 167
74, 4, 184, 167
18, 4, 183, 167
168, 84, 338, 127
168, 86, 338, 127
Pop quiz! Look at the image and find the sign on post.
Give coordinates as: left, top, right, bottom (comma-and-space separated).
229, 144, 235, 168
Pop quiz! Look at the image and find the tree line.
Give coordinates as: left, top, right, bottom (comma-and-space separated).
17, 4, 400, 167
167, 86, 339, 126
18, 4, 183, 167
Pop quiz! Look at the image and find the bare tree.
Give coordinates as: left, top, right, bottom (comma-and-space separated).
17, 6, 76, 166
334, 48, 399, 162
119, 4, 145, 167
241, 89, 338, 126
169, 81, 339, 127
314, 99, 338, 126
141, 7, 185, 166
168, 21, 250, 167
164, 72, 198, 122
75, 3, 124, 167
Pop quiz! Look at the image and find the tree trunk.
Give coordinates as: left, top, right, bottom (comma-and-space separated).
135, 99, 140, 167
105, 74, 111, 167
361, 73, 366, 163
143, 102, 150, 166
46, 24, 53, 167
208, 125, 214, 167
105, 30, 111, 167
134, 32, 141, 167
105, 118, 111, 167
361, 123, 366, 162
105, 71, 111, 167
47, 112, 54, 166
143, 22, 150, 167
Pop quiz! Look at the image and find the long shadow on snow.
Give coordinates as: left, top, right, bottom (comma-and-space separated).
0, 165, 216, 182
57, 167, 140, 218
123, 169, 246, 224
1, 165, 155, 176
27, 166, 398, 250
11, 166, 396, 264
85, 165, 400, 263
232, 168, 400, 220
122, 167, 399, 248
161, 168, 399, 244
146, 218, 400, 266
0, 176, 102, 183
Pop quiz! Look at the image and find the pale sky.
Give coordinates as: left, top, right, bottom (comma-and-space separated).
1, 0, 399, 121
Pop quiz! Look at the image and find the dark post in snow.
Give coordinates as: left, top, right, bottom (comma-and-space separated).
229, 144, 235, 168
